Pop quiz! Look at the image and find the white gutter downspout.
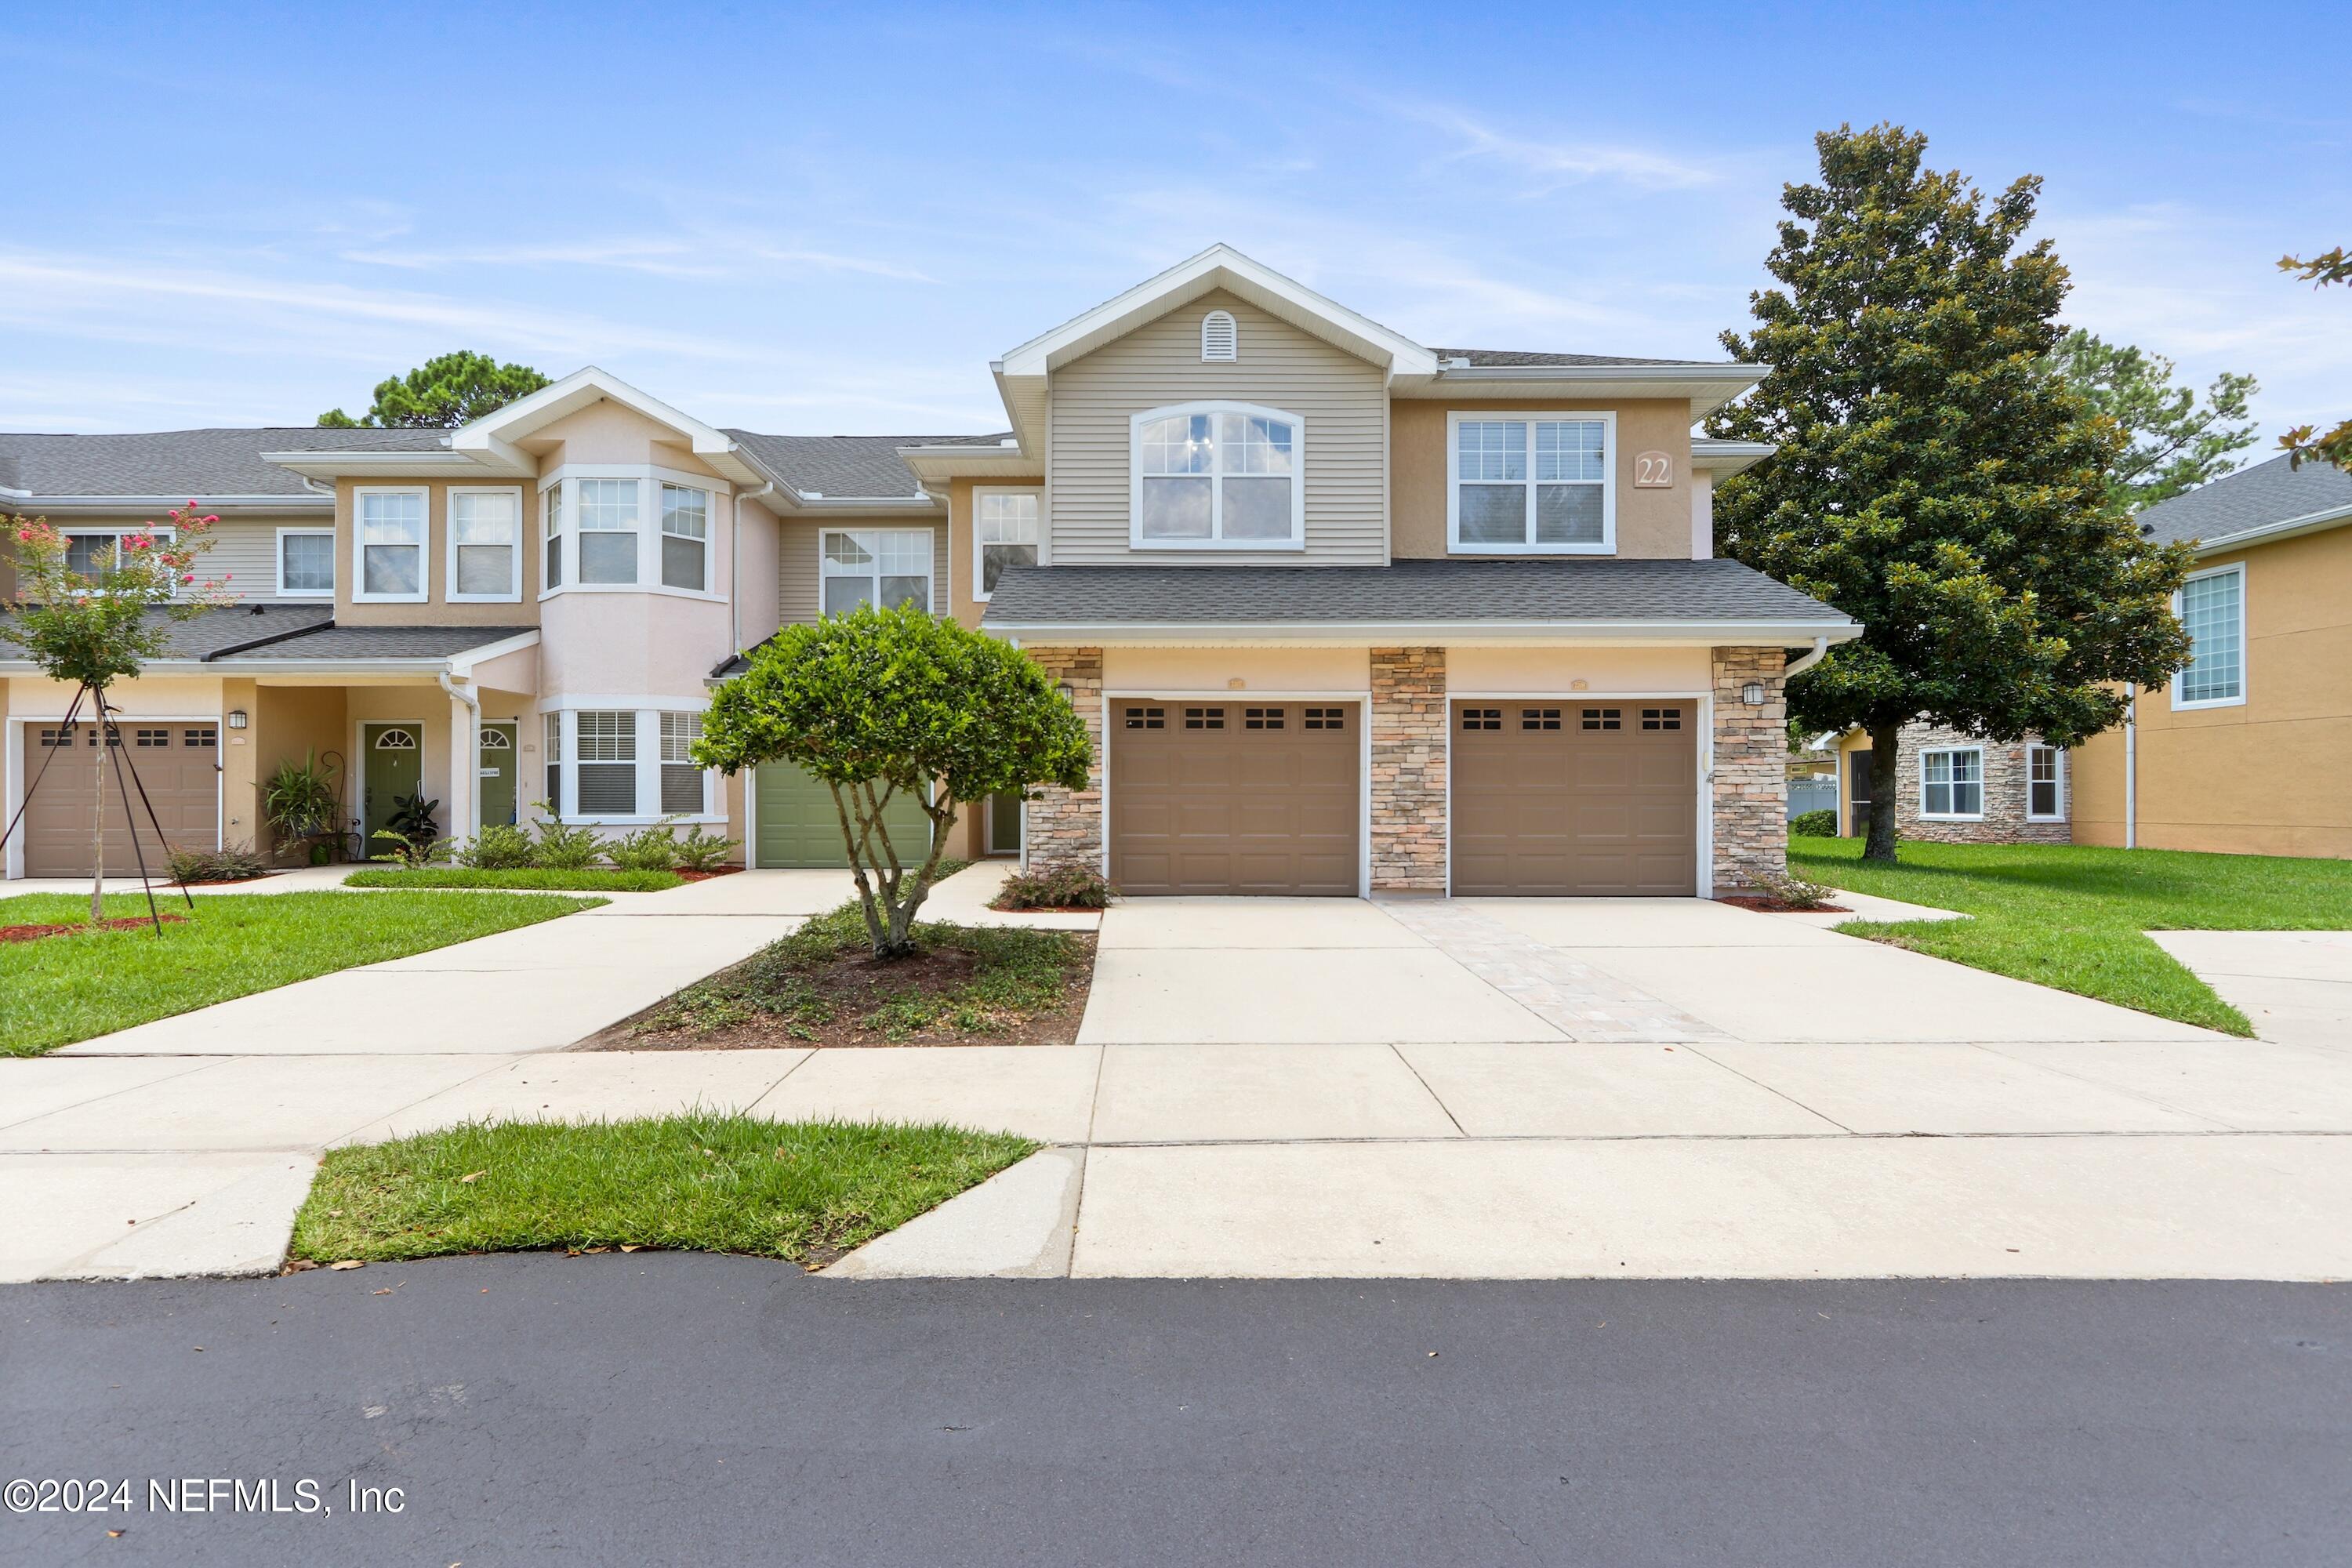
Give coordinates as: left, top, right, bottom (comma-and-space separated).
2125, 695, 2138, 850
1784, 637, 1831, 680
438, 670, 481, 837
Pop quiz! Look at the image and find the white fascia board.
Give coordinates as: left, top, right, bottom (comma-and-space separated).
898, 445, 1045, 486
449, 366, 762, 485
979, 617, 1862, 646
2188, 501, 2352, 557
1394, 364, 1767, 419
1690, 438, 1777, 477
445, 628, 542, 677
996, 244, 1440, 379
0, 493, 333, 516
261, 448, 533, 481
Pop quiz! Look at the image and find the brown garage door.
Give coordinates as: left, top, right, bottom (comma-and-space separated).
1110, 701, 1358, 896
21, 723, 220, 878
1451, 701, 1696, 896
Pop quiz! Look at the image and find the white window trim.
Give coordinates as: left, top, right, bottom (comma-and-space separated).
817, 526, 936, 618
1444, 408, 1618, 556
971, 485, 1043, 603
60, 526, 177, 593
445, 485, 524, 603
1918, 744, 1986, 821
1128, 400, 1307, 551
658, 481, 714, 595
2026, 744, 2067, 822
351, 486, 430, 604
274, 526, 336, 598
539, 701, 724, 826
534, 463, 728, 604
1200, 309, 1238, 362
2171, 561, 2248, 711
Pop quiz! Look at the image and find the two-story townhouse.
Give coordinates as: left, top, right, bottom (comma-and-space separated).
3, 245, 1858, 893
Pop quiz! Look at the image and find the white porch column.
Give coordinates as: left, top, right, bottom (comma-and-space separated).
446, 691, 477, 840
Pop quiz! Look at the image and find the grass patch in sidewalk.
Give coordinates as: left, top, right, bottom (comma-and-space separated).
291, 1115, 1036, 1269
1790, 837, 2352, 1035
0, 889, 602, 1057
611, 895, 1092, 1049
345, 866, 684, 892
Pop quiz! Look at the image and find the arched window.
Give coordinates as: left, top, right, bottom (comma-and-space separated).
375, 728, 417, 750
1130, 402, 1304, 548
1200, 309, 1238, 361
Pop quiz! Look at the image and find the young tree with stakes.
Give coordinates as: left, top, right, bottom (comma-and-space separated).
693, 601, 1092, 956
1708, 123, 2196, 862
1, 506, 232, 921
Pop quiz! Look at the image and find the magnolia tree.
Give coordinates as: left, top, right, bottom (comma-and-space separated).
694, 602, 1092, 956
1, 506, 230, 920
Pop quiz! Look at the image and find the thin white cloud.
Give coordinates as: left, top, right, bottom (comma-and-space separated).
1371, 97, 1721, 191
754, 249, 938, 283
341, 239, 731, 280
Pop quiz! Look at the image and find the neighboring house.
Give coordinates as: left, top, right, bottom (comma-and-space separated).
1824, 724, 2071, 844
2069, 454, 2352, 858
2, 245, 1858, 895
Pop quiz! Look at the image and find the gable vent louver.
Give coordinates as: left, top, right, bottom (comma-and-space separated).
1200, 310, 1238, 362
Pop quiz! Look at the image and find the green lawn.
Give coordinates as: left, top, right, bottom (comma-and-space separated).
291, 1115, 1036, 1268
1789, 837, 2352, 1035
0, 890, 602, 1056
344, 866, 684, 892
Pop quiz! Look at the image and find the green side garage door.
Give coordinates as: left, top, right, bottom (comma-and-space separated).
753, 764, 931, 869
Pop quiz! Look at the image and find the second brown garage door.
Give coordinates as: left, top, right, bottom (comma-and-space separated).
1110, 701, 1358, 895
21, 722, 221, 878
1451, 701, 1697, 896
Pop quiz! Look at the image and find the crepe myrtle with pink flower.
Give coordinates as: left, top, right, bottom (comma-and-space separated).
2, 503, 231, 920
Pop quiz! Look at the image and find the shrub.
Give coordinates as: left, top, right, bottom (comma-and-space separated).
1748, 868, 1840, 910
992, 865, 1114, 910
605, 822, 680, 873
166, 840, 269, 884
459, 822, 538, 869
1789, 808, 1837, 838
369, 829, 456, 870
528, 804, 603, 871
673, 824, 738, 873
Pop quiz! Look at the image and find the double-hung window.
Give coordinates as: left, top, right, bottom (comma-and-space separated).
2027, 746, 2064, 820
355, 489, 427, 601
659, 712, 706, 813
574, 711, 637, 815
1449, 413, 1613, 552
63, 528, 172, 585
542, 483, 564, 590
2174, 564, 2245, 707
1921, 746, 1984, 818
660, 483, 710, 592
821, 528, 931, 615
277, 528, 334, 596
575, 478, 641, 585
543, 712, 563, 817
1131, 403, 1302, 547
448, 488, 521, 600
974, 489, 1040, 599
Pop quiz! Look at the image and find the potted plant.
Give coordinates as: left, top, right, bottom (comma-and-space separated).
262, 750, 342, 864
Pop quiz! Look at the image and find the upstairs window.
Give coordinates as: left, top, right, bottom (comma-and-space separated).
974, 489, 1040, 600
575, 478, 640, 585
62, 527, 173, 586
2175, 565, 2245, 707
1200, 309, 1238, 361
1131, 403, 1302, 548
449, 488, 521, 601
354, 489, 427, 601
278, 528, 335, 596
822, 528, 931, 615
1448, 413, 1614, 553
660, 484, 710, 592
542, 481, 564, 590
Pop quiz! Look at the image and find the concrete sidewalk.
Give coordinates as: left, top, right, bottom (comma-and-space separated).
2152, 929, 2352, 1051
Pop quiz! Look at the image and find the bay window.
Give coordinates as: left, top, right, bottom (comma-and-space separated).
1447, 413, 1614, 552
1921, 746, 1984, 818
543, 482, 564, 590
1131, 403, 1302, 547
448, 488, 521, 601
660, 483, 710, 591
822, 528, 931, 615
659, 712, 706, 813
544, 708, 717, 822
543, 712, 562, 816
974, 488, 1040, 599
277, 528, 334, 596
574, 710, 637, 815
354, 488, 427, 601
575, 478, 640, 585
2174, 564, 2245, 707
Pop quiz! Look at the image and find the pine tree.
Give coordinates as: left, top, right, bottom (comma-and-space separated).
1710, 124, 2194, 862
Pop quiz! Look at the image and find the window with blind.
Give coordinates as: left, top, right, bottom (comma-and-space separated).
574, 710, 637, 815
575, 478, 641, 585
1448, 413, 1614, 552
449, 488, 521, 600
660, 484, 710, 592
659, 712, 706, 813
543, 712, 563, 816
355, 490, 427, 600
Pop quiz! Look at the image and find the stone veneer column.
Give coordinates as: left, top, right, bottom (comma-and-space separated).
1709, 646, 1788, 892
1023, 646, 1104, 875
1369, 647, 1448, 893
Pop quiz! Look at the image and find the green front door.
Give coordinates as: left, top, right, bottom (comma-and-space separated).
755, 764, 931, 868
478, 722, 518, 827
363, 723, 423, 842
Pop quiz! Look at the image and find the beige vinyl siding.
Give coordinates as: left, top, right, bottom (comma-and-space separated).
774, 514, 948, 626
206, 517, 285, 599
1047, 289, 1388, 566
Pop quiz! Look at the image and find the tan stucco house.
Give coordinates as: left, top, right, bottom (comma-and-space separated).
2, 245, 1858, 895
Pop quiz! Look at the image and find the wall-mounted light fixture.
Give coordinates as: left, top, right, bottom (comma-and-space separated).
1056, 684, 1074, 703
1740, 682, 1766, 707
227, 709, 249, 730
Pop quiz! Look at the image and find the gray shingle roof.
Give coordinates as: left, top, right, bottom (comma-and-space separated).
0, 428, 444, 498
725, 430, 1012, 500
228, 623, 532, 660
2136, 453, 2352, 549
980, 557, 1850, 628
0, 604, 528, 665
1432, 348, 1734, 368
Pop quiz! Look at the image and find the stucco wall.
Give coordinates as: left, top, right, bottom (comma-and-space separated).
1389, 397, 1695, 560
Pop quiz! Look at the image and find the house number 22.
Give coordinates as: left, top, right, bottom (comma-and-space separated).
1633, 451, 1673, 487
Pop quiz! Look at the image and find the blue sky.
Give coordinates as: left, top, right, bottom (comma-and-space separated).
4, 2, 2343, 456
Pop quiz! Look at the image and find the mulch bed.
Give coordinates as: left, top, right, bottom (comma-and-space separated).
1716, 895, 1851, 914
579, 931, 1096, 1051
2, 912, 190, 944
173, 874, 278, 888
675, 867, 743, 883
985, 901, 1111, 915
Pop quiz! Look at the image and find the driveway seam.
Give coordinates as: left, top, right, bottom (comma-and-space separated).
0, 1057, 223, 1131
1671, 1044, 1859, 1134
1387, 1044, 1469, 1137
1966, 1042, 2260, 1132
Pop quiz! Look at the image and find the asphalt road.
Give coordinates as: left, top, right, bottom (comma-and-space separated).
2, 1255, 2346, 1566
